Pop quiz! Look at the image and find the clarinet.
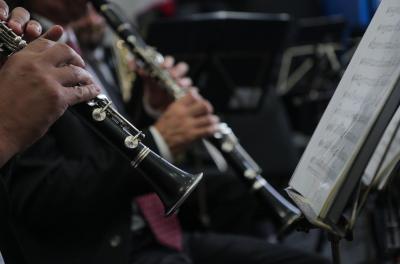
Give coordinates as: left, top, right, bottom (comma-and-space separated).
91, 0, 302, 233
0, 21, 202, 216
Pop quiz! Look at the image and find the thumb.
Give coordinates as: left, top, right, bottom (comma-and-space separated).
42, 25, 64, 42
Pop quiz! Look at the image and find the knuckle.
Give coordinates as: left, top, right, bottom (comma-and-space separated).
38, 75, 54, 88
19, 58, 41, 74
58, 42, 70, 50
42, 79, 63, 103
207, 116, 214, 124
85, 85, 98, 98
30, 61, 43, 73
47, 85, 63, 101
57, 43, 76, 57
199, 103, 208, 113
205, 101, 213, 113
71, 85, 97, 104
185, 118, 194, 127
72, 87, 85, 102
32, 38, 53, 51
69, 65, 82, 80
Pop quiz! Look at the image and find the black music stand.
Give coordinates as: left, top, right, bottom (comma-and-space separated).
145, 11, 291, 113
291, 15, 346, 45
277, 16, 347, 135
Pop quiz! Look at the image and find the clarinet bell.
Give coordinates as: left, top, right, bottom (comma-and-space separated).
136, 149, 203, 216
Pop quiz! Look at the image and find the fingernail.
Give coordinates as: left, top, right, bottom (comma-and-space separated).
0, 9, 7, 20
32, 23, 41, 33
27, 23, 41, 36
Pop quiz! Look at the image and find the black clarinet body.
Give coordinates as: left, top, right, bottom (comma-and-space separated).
208, 123, 301, 233
72, 96, 203, 216
91, 0, 301, 232
0, 21, 202, 216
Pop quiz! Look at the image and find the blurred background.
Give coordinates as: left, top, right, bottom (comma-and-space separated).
109, 0, 382, 182
112, 0, 381, 161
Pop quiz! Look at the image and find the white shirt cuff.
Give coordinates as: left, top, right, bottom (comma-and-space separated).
149, 126, 174, 162
143, 94, 162, 119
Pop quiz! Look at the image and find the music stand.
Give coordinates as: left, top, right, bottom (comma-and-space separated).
288, 81, 400, 264
145, 11, 291, 113
277, 16, 346, 136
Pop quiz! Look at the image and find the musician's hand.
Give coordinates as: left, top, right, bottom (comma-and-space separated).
0, 26, 100, 166
142, 56, 192, 111
0, 1, 42, 41
154, 89, 219, 156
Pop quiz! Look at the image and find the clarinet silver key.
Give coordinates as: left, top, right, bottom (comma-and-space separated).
0, 22, 26, 57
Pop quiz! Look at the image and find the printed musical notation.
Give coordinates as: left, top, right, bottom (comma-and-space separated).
289, 0, 400, 219
351, 74, 391, 87
360, 57, 400, 68
386, 6, 400, 16
368, 39, 400, 50
362, 108, 400, 186
377, 22, 400, 33
377, 131, 400, 189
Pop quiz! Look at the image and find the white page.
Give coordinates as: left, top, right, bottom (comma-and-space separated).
362, 107, 400, 186
289, 0, 400, 219
376, 127, 400, 189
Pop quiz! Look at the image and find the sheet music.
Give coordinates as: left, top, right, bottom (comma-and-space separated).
362, 108, 400, 186
289, 0, 400, 219
376, 124, 400, 189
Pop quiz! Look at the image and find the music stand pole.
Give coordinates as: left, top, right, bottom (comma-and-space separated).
328, 233, 342, 264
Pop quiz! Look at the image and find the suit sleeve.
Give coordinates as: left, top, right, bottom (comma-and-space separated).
3, 111, 152, 229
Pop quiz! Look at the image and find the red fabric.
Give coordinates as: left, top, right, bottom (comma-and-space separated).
158, 0, 176, 17
136, 193, 183, 251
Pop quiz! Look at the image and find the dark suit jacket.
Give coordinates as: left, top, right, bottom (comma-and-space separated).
3, 109, 158, 264
0, 163, 26, 264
